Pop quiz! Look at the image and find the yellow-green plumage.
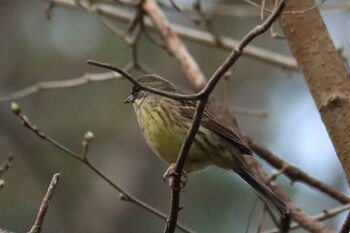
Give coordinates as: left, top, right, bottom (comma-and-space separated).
138, 98, 214, 172
124, 74, 289, 217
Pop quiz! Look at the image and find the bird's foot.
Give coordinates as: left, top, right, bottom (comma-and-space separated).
163, 164, 188, 191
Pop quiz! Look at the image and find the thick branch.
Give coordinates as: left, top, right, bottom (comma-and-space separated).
142, 0, 206, 91
278, 0, 350, 184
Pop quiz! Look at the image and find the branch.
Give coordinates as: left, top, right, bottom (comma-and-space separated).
0, 0, 298, 102
0, 154, 14, 190
247, 156, 332, 233
10, 103, 193, 233
247, 137, 350, 204
89, 2, 334, 232
158, 1, 350, 17
0, 71, 117, 102
87, 60, 201, 100
49, 0, 298, 71
340, 210, 350, 233
164, 1, 286, 232
142, 0, 206, 90
263, 202, 350, 233
0, 154, 14, 178
29, 173, 60, 233
278, 0, 350, 184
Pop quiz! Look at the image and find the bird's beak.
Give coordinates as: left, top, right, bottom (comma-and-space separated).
124, 95, 134, 104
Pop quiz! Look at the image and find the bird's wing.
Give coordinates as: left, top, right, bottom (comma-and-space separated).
179, 101, 253, 155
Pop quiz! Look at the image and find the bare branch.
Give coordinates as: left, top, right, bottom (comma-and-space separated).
29, 173, 61, 233
208, 1, 350, 17
263, 203, 350, 233
10, 103, 193, 233
0, 72, 118, 102
50, 0, 298, 71
247, 137, 350, 204
0, 154, 14, 178
164, 1, 286, 232
142, 0, 206, 90
87, 60, 203, 100
0, 154, 14, 190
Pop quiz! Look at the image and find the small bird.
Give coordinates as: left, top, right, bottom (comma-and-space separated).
124, 74, 288, 217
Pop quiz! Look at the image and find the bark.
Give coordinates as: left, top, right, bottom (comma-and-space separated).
278, 0, 350, 184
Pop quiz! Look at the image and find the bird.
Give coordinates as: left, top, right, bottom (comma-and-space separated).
124, 74, 288, 217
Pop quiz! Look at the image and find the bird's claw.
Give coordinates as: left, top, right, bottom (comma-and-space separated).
163, 163, 188, 191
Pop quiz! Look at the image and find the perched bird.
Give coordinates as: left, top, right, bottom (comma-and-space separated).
124, 74, 288, 217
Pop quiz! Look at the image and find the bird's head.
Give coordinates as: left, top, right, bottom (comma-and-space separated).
124, 74, 177, 106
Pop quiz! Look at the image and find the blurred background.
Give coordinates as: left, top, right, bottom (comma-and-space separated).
0, 0, 349, 232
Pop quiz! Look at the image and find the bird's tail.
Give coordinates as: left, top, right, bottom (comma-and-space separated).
237, 168, 289, 217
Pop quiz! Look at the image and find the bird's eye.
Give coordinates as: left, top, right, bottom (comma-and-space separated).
132, 86, 140, 96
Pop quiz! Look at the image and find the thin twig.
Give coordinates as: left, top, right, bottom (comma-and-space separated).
0, 72, 118, 102
29, 173, 60, 233
246, 137, 350, 204
206, 1, 350, 17
10, 103, 193, 233
245, 197, 260, 233
0, 154, 14, 177
263, 203, 350, 233
87, 60, 203, 100
164, 1, 286, 232
91, 1, 289, 231
164, 99, 207, 233
0, 62, 149, 103
243, 0, 326, 15
0, 228, 16, 233
192, 0, 222, 46
0, 154, 14, 190
49, 0, 298, 71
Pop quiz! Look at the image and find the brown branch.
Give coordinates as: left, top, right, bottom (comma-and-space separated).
278, 1, 350, 184
50, 0, 299, 71
263, 202, 350, 233
142, 0, 206, 91
0, 229, 16, 233
247, 156, 332, 233
243, 0, 326, 15
87, 60, 202, 100
339, 210, 350, 233
0, 72, 117, 102
10, 103, 193, 233
231, 106, 269, 118
247, 137, 350, 204
29, 173, 60, 233
12, 0, 344, 232
89, 2, 335, 232
209, 1, 350, 17
163, 1, 286, 232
